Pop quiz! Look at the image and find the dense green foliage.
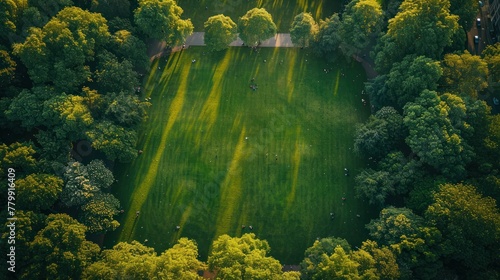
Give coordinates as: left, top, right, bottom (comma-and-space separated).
1, 0, 499, 278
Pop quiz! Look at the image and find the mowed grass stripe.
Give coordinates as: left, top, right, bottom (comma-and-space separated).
118, 61, 192, 241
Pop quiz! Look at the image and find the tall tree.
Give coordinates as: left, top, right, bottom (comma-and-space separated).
311, 13, 342, 62
403, 90, 474, 180
351, 240, 400, 280
441, 50, 488, 99
204, 14, 237, 51
368, 55, 442, 110
13, 6, 110, 91
79, 192, 120, 233
313, 246, 361, 279
300, 237, 351, 279
23, 214, 100, 280
5, 86, 55, 130
134, 0, 193, 45
82, 239, 206, 279
426, 183, 500, 277
104, 92, 151, 127
86, 120, 138, 162
237, 8, 277, 47
85, 159, 114, 189
111, 29, 149, 71
449, 0, 479, 30
208, 233, 296, 279
339, 0, 383, 57
17, 173, 63, 211
375, 0, 459, 72
0, 141, 37, 177
482, 42, 500, 85
61, 161, 99, 207
94, 50, 138, 94
290, 12, 318, 48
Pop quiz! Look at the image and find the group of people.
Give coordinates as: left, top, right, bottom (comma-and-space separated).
242, 225, 253, 230
249, 78, 258, 91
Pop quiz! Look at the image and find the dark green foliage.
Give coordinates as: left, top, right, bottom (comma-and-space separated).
95, 50, 138, 94
90, 0, 130, 19
290, 12, 318, 48
104, 92, 150, 127
311, 13, 342, 62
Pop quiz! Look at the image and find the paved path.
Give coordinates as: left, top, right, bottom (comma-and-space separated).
183, 32, 294, 48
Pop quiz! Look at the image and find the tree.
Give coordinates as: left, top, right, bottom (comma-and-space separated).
368, 55, 442, 110
5, 86, 55, 130
482, 42, 500, 84
79, 192, 120, 233
441, 50, 488, 99
313, 246, 361, 279
311, 14, 342, 62
13, 6, 110, 91
403, 90, 474, 179
339, 0, 383, 57
352, 240, 400, 280
355, 169, 393, 207
375, 0, 459, 72
134, 0, 193, 45
0, 141, 37, 177
82, 239, 206, 279
300, 237, 351, 279
449, 0, 479, 30
17, 173, 63, 211
23, 214, 100, 280
61, 161, 99, 207
367, 207, 443, 279
158, 238, 207, 279
86, 120, 138, 162
425, 183, 500, 277
237, 8, 277, 47
86, 159, 114, 189
111, 29, 149, 71
104, 92, 151, 127
0, 48, 16, 86
208, 233, 293, 279
290, 12, 318, 48
204, 14, 237, 51
354, 107, 405, 159
94, 50, 138, 94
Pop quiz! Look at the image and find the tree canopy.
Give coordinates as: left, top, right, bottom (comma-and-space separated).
237, 8, 277, 47
290, 12, 318, 48
134, 0, 193, 45
204, 14, 237, 51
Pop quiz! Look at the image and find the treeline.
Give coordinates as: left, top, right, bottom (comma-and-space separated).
1, 0, 499, 279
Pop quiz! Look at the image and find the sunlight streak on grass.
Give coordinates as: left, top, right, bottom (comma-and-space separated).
333, 70, 340, 96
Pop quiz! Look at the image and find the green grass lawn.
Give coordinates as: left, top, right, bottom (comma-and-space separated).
176, 0, 340, 32
105, 47, 376, 264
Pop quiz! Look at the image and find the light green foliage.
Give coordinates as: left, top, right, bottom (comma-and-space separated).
403, 90, 474, 179
43, 93, 94, 139
17, 173, 63, 211
158, 238, 207, 279
86, 120, 138, 162
13, 6, 109, 91
24, 214, 100, 280
0, 49, 16, 86
86, 159, 114, 189
104, 92, 151, 127
208, 233, 291, 279
111, 29, 149, 70
0, 141, 37, 177
237, 8, 277, 46
82, 239, 205, 279
301, 237, 351, 279
61, 161, 99, 207
375, 0, 459, 72
204, 14, 237, 51
80, 192, 120, 233
95, 50, 138, 94
352, 240, 400, 280
314, 246, 361, 280
485, 115, 500, 168
449, 0, 479, 30
369, 55, 442, 110
290, 12, 318, 48
441, 51, 488, 99
134, 0, 193, 44
426, 183, 500, 275
311, 13, 342, 61
339, 0, 383, 57
367, 207, 425, 246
